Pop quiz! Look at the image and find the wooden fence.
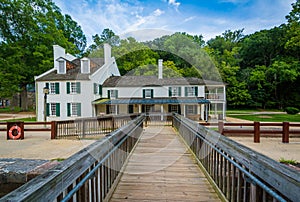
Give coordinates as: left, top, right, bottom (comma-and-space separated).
201, 121, 300, 143
174, 114, 300, 202
0, 114, 139, 139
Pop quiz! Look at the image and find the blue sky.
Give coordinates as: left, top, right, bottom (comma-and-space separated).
53, 0, 295, 44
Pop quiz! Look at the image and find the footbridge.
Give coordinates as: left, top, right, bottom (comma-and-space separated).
1, 114, 299, 202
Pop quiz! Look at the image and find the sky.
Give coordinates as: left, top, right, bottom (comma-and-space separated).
53, 0, 295, 45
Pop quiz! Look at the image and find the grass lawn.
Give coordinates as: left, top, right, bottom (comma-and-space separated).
227, 109, 283, 115
228, 114, 300, 122
3, 117, 36, 122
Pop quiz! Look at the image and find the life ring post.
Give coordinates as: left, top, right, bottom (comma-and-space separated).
7, 121, 25, 140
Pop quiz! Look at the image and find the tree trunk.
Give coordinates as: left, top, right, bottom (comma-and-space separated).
20, 85, 28, 111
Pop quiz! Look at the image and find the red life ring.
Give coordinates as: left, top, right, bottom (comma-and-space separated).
9, 125, 22, 140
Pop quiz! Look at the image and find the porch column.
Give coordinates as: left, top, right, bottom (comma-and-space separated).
138, 104, 142, 113
161, 105, 164, 121
183, 105, 186, 117
197, 104, 201, 120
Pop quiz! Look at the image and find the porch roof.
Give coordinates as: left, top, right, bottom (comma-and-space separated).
93, 98, 210, 105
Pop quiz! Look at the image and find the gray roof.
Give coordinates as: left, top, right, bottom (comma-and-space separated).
102, 76, 224, 87
36, 58, 104, 81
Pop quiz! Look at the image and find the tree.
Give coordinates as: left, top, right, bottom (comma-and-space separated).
0, 0, 85, 110
87, 28, 120, 56
285, 0, 300, 59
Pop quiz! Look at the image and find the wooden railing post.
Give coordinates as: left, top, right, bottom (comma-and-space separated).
218, 121, 224, 135
254, 122, 260, 143
51, 121, 57, 139
82, 119, 86, 138
282, 122, 289, 143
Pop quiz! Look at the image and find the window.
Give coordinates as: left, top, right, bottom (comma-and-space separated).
106, 105, 118, 114
67, 103, 81, 117
185, 87, 198, 97
58, 60, 65, 74
186, 105, 197, 115
81, 59, 90, 73
143, 89, 153, 98
169, 87, 181, 97
67, 82, 81, 94
108, 90, 118, 99
49, 83, 59, 94
110, 90, 118, 99
46, 103, 60, 117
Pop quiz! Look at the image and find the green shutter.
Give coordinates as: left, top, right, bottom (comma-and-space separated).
178, 87, 181, 96
99, 85, 102, 96
46, 83, 49, 89
116, 90, 118, 98
195, 87, 198, 97
143, 89, 145, 98
151, 89, 154, 98
46, 103, 50, 116
169, 87, 172, 97
67, 82, 70, 94
185, 87, 188, 97
107, 90, 111, 99
56, 103, 60, 117
76, 82, 81, 94
55, 83, 60, 94
77, 103, 81, 116
94, 83, 97, 94
67, 103, 71, 117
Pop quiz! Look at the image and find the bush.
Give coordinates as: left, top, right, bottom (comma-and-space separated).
285, 107, 300, 115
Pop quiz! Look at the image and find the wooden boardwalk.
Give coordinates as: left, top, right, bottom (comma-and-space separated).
109, 126, 221, 201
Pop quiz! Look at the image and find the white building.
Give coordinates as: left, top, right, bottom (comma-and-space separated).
93, 60, 226, 121
35, 46, 226, 122
35, 44, 120, 121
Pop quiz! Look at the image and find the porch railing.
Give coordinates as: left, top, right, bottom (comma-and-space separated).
1, 114, 145, 201
173, 113, 300, 202
206, 93, 225, 100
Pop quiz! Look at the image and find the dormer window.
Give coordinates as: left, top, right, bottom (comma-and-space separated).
57, 58, 66, 74
81, 58, 90, 74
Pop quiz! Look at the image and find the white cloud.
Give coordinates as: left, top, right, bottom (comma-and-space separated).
168, 0, 180, 8
52, 0, 293, 46
153, 9, 164, 17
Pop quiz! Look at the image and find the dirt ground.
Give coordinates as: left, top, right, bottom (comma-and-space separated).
0, 131, 96, 160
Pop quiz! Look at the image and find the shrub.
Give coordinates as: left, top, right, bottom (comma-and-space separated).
285, 107, 300, 115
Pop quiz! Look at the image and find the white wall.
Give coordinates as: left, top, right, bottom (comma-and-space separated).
102, 85, 205, 98
36, 80, 95, 121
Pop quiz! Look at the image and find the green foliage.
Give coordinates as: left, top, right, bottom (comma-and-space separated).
0, 0, 86, 109
279, 158, 298, 165
285, 107, 300, 115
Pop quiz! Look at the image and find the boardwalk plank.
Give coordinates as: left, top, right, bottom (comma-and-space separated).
109, 126, 221, 202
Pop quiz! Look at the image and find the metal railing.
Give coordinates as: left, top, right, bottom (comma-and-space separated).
1, 115, 145, 202
173, 113, 300, 202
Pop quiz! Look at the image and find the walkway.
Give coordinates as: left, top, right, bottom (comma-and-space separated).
109, 126, 220, 201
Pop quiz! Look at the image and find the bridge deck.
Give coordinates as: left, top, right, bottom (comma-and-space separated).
109, 126, 221, 201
